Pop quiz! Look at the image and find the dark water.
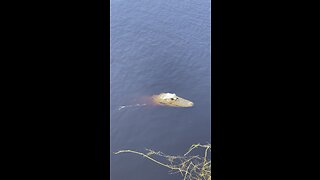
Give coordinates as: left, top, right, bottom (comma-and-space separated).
110, 0, 211, 179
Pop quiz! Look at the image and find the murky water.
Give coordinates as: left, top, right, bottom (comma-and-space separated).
110, 0, 211, 179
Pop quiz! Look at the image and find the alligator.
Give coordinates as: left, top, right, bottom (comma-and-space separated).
117, 93, 193, 110
151, 93, 193, 107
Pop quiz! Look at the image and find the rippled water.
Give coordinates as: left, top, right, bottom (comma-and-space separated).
110, 0, 211, 179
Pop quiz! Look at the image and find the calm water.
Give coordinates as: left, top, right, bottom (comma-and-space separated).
110, 0, 211, 179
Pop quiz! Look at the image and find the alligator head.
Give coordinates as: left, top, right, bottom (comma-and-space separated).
152, 93, 194, 107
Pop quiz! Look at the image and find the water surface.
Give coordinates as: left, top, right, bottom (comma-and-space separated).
110, 0, 211, 179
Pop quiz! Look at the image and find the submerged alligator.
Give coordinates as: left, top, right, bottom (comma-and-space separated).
118, 93, 193, 110
152, 93, 194, 107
